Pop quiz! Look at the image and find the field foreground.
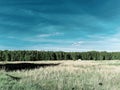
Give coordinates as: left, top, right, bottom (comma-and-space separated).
0, 60, 120, 90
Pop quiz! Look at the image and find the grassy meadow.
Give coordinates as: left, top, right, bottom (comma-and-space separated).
0, 60, 120, 90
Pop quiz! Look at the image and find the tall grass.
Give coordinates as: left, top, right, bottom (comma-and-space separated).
0, 60, 120, 90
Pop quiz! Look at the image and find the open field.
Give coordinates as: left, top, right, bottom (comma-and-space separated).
0, 60, 120, 90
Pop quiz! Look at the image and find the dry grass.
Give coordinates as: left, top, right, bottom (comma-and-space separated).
0, 60, 120, 90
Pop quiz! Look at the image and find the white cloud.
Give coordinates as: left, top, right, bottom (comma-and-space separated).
22, 31, 67, 44
7, 36, 17, 39
25, 38, 73, 44
37, 32, 63, 38
87, 34, 107, 39
70, 30, 120, 52
72, 41, 84, 46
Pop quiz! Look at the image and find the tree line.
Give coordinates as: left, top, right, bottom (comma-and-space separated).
0, 50, 120, 61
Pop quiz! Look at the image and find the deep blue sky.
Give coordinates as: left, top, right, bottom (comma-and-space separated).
0, 0, 120, 51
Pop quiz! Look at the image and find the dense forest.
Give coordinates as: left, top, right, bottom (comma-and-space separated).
0, 50, 120, 61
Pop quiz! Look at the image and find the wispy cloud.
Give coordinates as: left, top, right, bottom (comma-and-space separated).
0, 0, 120, 51
70, 29, 120, 51
37, 32, 64, 38
72, 41, 84, 46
